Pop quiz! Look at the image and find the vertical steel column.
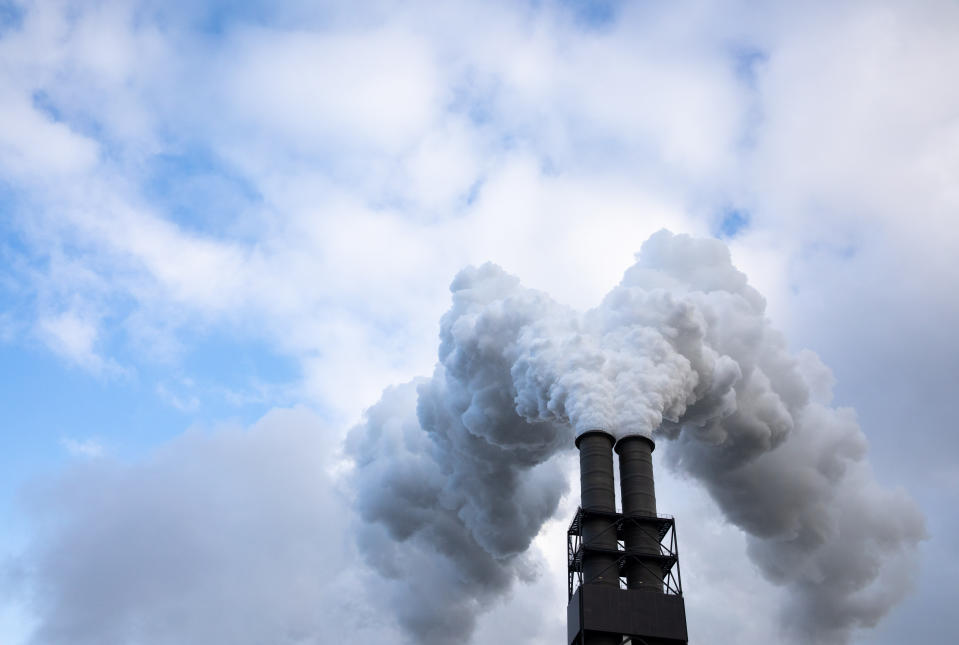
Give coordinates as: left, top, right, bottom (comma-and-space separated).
616, 435, 663, 592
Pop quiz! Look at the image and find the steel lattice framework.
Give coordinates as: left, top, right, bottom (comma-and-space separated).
567, 507, 683, 601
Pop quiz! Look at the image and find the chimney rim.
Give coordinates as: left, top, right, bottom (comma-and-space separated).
574, 428, 616, 449
614, 434, 656, 454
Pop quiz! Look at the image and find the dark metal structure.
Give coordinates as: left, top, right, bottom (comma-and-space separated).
567, 431, 688, 645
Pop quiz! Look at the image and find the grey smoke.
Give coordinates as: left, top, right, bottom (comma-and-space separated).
7, 408, 399, 645
349, 230, 924, 644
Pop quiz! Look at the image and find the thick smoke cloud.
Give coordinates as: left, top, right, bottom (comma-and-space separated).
349, 230, 924, 644
347, 279, 572, 642
6, 409, 399, 645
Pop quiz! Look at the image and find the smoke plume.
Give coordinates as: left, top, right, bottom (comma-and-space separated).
348, 230, 924, 644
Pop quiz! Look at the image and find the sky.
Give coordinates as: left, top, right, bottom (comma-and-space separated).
1, 0, 958, 643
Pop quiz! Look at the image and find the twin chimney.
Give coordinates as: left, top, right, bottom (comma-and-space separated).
575, 431, 662, 593
567, 430, 688, 645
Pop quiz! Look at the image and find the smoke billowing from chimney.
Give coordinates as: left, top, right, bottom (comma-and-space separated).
347, 230, 924, 644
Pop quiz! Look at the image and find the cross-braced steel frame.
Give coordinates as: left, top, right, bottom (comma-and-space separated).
567, 507, 683, 600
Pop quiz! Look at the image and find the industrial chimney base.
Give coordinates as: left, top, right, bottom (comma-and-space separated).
567, 584, 688, 645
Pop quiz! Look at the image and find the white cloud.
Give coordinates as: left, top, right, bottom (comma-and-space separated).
58, 438, 105, 459
0, 95, 99, 178
36, 311, 106, 373
155, 381, 200, 413
221, 25, 441, 153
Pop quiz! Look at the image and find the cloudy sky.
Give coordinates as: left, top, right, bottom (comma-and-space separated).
1, 0, 957, 643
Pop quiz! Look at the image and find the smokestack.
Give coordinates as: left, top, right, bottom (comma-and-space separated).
616, 435, 663, 592
574, 429, 622, 645
575, 430, 620, 589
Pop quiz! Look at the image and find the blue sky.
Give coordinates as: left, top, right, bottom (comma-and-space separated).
1, 1, 958, 643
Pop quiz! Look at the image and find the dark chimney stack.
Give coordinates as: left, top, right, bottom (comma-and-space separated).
575, 430, 620, 590
616, 435, 663, 592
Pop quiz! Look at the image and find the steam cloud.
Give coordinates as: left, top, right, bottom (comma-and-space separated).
349, 230, 924, 644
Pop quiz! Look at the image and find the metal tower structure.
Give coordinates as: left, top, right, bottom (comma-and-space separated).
567, 431, 688, 645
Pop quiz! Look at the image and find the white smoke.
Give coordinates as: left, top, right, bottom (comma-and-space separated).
349, 230, 924, 644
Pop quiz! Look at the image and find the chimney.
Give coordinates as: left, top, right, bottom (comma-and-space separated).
573, 429, 626, 645
616, 435, 663, 592
575, 430, 620, 589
